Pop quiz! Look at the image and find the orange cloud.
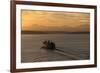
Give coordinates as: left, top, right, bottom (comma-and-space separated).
21, 10, 90, 32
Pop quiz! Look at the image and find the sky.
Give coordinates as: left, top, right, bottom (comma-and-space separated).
21, 10, 90, 32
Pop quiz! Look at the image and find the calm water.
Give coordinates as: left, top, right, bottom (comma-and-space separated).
21, 34, 90, 63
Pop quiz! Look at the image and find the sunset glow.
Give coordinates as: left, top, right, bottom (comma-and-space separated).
21, 10, 90, 32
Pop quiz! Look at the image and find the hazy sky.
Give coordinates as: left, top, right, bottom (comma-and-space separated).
21, 10, 90, 32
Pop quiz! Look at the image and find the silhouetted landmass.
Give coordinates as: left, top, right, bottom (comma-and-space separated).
22, 31, 90, 34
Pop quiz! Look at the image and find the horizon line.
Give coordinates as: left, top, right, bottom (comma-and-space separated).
21, 31, 90, 34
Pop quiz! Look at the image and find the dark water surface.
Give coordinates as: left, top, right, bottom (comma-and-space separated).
21, 34, 90, 63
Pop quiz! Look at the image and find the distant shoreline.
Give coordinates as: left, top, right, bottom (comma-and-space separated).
21, 31, 90, 34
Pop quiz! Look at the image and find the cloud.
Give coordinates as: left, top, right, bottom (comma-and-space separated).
21, 10, 90, 32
